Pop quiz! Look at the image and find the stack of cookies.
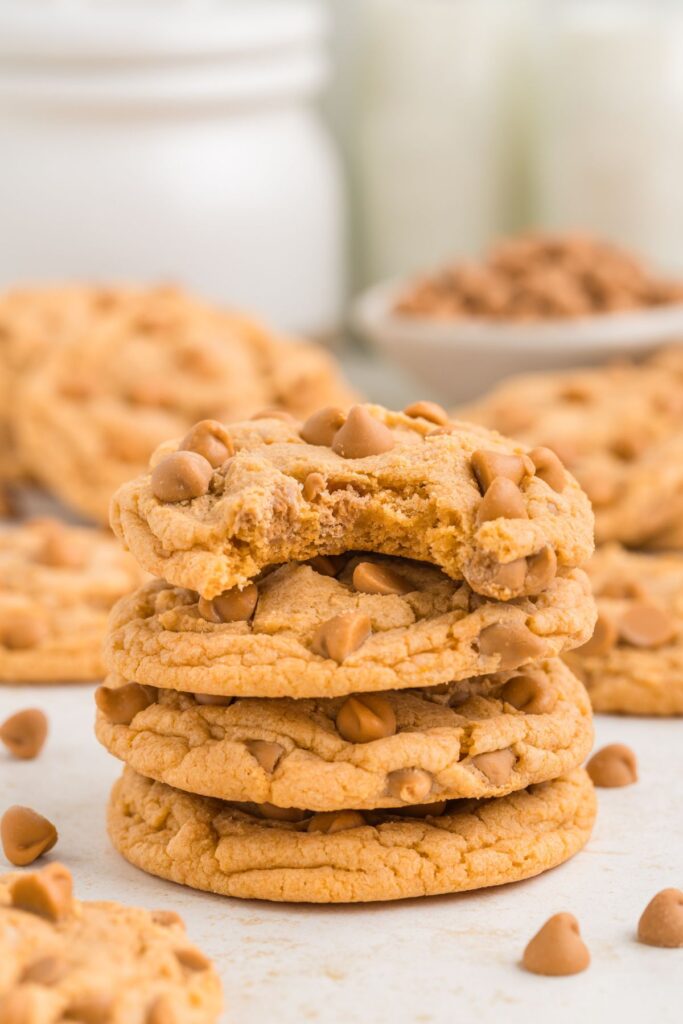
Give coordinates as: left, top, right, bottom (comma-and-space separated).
463, 357, 683, 715
95, 403, 598, 903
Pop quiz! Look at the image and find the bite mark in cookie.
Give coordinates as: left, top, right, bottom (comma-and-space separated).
110, 404, 594, 602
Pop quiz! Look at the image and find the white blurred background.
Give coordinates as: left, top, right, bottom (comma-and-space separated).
1, 0, 683, 338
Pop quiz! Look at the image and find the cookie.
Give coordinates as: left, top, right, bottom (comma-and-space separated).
564, 544, 683, 715
110, 404, 594, 601
460, 361, 683, 547
108, 766, 596, 903
15, 285, 353, 523
0, 286, 112, 485
104, 555, 595, 699
0, 518, 145, 683
96, 658, 592, 811
0, 863, 222, 1022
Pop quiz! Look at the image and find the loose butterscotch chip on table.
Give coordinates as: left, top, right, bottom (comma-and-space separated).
638, 888, 683, 947
0, 707, 48, 758
586, 744, 638, 788
522, 913, 590, 976
1, 805, 58, 866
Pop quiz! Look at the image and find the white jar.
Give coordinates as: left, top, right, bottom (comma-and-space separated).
0, 0, 345, 336
533, 0, 683, 273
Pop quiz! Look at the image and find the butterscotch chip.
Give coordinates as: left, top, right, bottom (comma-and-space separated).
403, 400, 449, 426
478, 621, 545, 670
245, 740, 285, 774
386, 768, 433, 803
179, 420, 234, 468
489, 558, 527, 593
254, 803, 308, 822
472, 749, 516, 786
336, 694, 396, 743
199, 584, 258, 624
194, 693, 233, 706
501, 673, 557, 714
151, 451, 213, 503
529, 447, 566, 492
307, 810, 366, 834
300, 406, 346, 446
578, 612, 618, 657
308, 555, 344, 577
352, 561, 413, 596
0, 708, 48, 759
471, 450, 531, 492
522, 913, 590, 976
618, 602, 676, 648
21, 954, 67, 985
586, 744, 638, 787
638, 889, 683, 947
526, 546, 557, 592
331, 406, 395, 458
393, 799, 448, 818
476, 477, 527, 524
311, 612, 372, 663
303, 471, 325, 501
10, 862, 73, 921
175, 947, 212, 972
64, 994, 114, 1023
1, 805, 58, 866
0, 611, 47, 650
95, 683, 154, 725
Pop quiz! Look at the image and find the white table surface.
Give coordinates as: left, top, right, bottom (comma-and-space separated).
1, 683, 681, 1024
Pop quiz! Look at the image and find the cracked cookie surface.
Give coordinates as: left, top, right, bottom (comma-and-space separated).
108, 766, 596, 903
460, 360, 683, 548
0, 518, 145, 683
0, 868, 222, 1023
110, 404, 594, 600
104, 558, 595, 698
15, 285, 353, 523
96, 659, 592, 810
564, 543, 683, 714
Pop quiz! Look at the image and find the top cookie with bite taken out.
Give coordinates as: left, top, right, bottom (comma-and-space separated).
110, 402, 594, 601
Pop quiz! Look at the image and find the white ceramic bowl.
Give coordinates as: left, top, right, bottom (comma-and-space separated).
353, 277, 683, 404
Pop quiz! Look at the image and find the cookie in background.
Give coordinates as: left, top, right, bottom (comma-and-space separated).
3, 284, 354, 524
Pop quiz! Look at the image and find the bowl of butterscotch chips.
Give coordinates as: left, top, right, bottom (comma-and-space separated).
353, 232, 683, 402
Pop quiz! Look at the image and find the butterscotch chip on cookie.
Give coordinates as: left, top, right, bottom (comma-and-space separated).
103, 558, 595, 699
460, 361, 683, 548
0, 519, 145, 683
109, 405, 594, 600
0, 862, 222, 1021
107, 766, 596, 903
95, 660, 592, 810
564, 544, 683, 715
14, 285, 353, 523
